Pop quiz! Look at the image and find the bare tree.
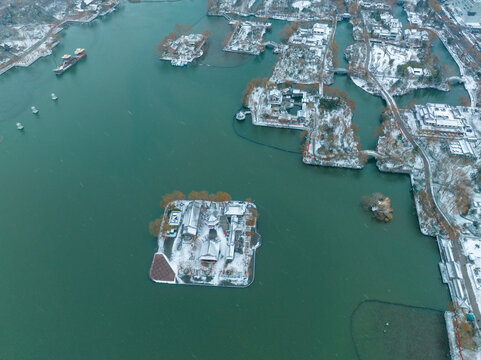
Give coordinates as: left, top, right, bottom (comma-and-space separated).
279, 22, 299, 43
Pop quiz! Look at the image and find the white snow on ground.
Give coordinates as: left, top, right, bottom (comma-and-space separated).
303, 103, 364, 169
375, 116, 415, 173
446, 310, 481, 360
270, 23, 332, 84
159, 34, 206, 67
446, 311, 464, 360
346, 42, 446, 96
208, 0, 257, 15
153, 200, 260, 287
462, 237, 481, 307
3, 25, 51, 56
247, 86, 310, 130
224, 21, 269, 55
368, 43, 421, 89
292, 1, 311, 11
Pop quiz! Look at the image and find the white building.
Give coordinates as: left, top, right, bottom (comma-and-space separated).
225, 202, 246, 216
268, 89, 283, 105
407, 66, 430, 77
371, 13, 402, 41
449, 139, 475, 156
450, 0, 481, 24
182, 201, 201, 236
169, 211, 182, 226
415, 103, 466, 133
404, 28, 429, 46
414, 104, 480, 155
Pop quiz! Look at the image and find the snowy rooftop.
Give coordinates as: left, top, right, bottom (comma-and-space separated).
150, 200, 261, 287
413, 104, 481, 140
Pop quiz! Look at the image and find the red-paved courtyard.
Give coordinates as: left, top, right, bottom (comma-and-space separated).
150, 253, 175, 283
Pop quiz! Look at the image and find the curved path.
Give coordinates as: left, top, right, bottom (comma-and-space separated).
369, 71, 481, 325
355, 12, 481, 322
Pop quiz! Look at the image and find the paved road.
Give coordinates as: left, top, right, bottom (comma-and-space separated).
369, 71, 481, 324
357, 14, 481, 322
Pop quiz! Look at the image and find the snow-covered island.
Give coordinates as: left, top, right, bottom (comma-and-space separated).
149, 199, 261, 287
345, 41, 448, 97
361, 193, 393, 222
271, 22, 334, 85
244, 79, 365, 169
237, 16, 364, 170
302, 95, 365, 169
223, 20, 271, 55
158, 29, 208, 67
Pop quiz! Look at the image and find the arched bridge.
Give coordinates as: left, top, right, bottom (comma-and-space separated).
333, 68, 348, 74
446, 76, 465, 84
363, 150, 386, 160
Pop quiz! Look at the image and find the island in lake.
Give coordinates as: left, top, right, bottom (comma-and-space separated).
149, 198, 261, 288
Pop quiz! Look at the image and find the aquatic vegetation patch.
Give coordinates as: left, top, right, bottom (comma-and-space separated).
350, 300, 450, 360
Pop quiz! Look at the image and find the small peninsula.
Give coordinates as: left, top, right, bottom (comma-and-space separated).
157, 24, 210, 67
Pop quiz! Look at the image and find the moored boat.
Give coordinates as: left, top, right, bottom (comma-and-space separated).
74, 48, 86, 60
51, 93, 58, 100
31, 106, 39, 114
16, 122, 24, 130
236, 111, 246, 121
53, 54, 77, 75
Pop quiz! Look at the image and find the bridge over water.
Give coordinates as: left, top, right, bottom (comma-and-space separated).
363, 150, 386, 160
446, 76, 465, 84
333, 68, 348, 74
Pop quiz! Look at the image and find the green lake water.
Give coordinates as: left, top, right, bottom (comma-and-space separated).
0, 2, 458, 359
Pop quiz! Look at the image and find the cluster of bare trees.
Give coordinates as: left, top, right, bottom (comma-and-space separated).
149, 218, 164, 237
222, 31, 233, 47
157, 24, 192, 54
435, 157, 474, 215
242, 77, 270, 105
159, 190, 233, 207
322, 85, 356, 111
348, 2, 360, 16
187, 191, 232, 202
279, 22, 299, 43
361, 192, 393, 222
448, 302, 476, 351
374, 113, 416, 168
330, 39, 340, 68
417, 188, 438, 226
459, 95, 471, 107
427, 0, 441, 13
207, 0, 221, 13
157, 24, 211, 55
332, 0, 345, 13
149, 190, 234, 237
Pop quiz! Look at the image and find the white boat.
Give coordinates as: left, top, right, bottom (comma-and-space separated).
31, 106, 39, 114
51, 93, 58, 100
236, 111, 246, 121
16, 122, 24, 130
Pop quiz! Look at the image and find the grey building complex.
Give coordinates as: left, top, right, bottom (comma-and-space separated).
450, 0, 481, 24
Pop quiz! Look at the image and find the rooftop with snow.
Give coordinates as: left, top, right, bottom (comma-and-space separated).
158, 33, 206, 67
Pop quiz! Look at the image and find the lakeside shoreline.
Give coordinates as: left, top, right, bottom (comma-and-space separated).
0, 1, 119, 77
